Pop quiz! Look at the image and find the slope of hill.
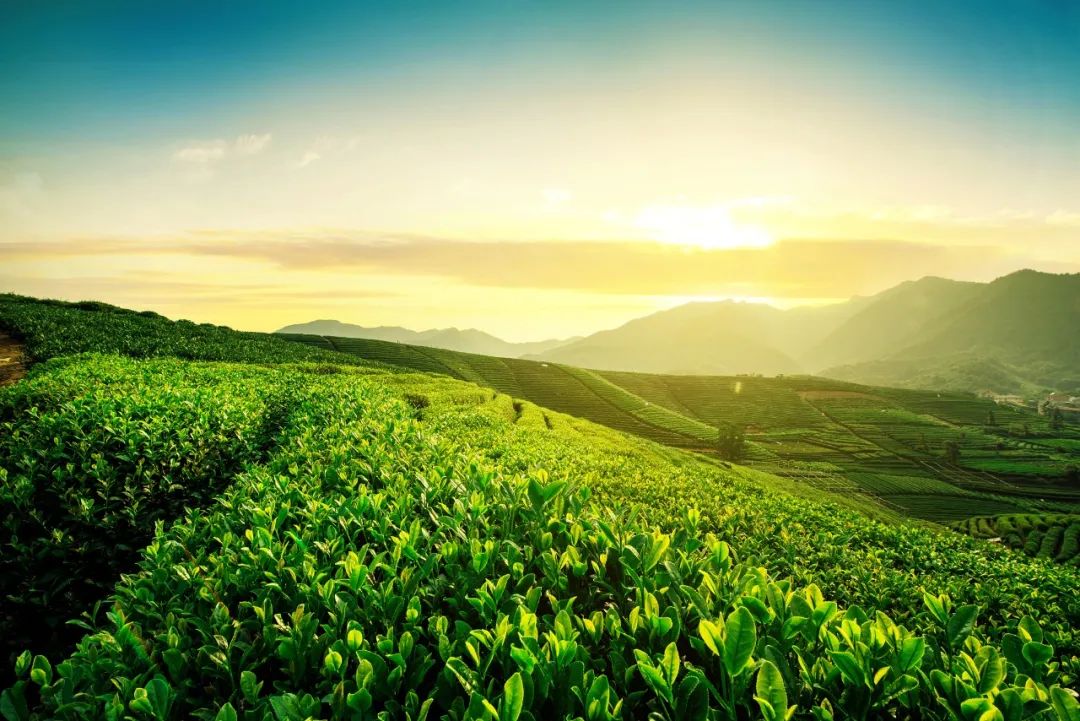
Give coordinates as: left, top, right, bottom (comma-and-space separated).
284, 332, 1080, 525
825, 271, 1080, 393
801, 276, 983, 370
1, 295, 1078, 718
276, 318, 575, 358
532, 270, 1080, 394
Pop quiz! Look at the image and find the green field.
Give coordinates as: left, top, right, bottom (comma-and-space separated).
2, 296, 1080, 721
282, 333, 1080, 524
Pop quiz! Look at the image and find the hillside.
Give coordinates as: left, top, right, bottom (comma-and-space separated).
284, 332, 1080, 525
532, 270, 1080, 394
1, 295, 1079, 720
801, 276, 983, 370
276, 318, 576, 358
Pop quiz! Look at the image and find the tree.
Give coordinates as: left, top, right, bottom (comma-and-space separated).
717, 423, 746, 462
1049, 407, 1064, 431
943, 439, 961, 465
1064, 465, 1079, 486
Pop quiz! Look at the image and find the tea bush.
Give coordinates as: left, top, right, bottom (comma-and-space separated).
2, 358, 1078, 720
0, 358, 299, 673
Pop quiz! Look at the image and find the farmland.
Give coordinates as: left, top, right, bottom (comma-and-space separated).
282, 333, 1080, 525
1, 296, 1079, 720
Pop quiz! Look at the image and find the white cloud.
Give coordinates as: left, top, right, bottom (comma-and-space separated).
1046, 210, 1080, 227
234, 133, 272, 156
172, 141, 228, 164
172, 133, 272, 165
542, 188, 572, 208
297, 151, 322, 168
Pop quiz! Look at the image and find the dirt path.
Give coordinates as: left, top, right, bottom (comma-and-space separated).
0, 331, 27, 386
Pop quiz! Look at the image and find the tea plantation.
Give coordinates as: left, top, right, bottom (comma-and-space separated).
282, 334, 1080, 526
1, 296, 1079, 720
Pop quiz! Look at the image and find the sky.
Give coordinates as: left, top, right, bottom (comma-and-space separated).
1, 0, 1078, 340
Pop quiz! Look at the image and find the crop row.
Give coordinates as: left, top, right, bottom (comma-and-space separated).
950, 514, 1080, 565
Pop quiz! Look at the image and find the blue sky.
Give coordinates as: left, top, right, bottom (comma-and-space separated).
1, 1, 1078, 336
3, 0, 1077, 142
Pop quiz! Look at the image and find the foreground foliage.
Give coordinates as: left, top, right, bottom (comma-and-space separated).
1, 357, 1078, 720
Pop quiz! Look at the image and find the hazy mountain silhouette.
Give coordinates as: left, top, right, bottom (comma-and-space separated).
532, 270, 1079, 393
276, 319, 577, 359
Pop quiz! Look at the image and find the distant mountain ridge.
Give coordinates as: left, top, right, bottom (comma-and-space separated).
276, 319, 577, 359
531, 270, 1080, 395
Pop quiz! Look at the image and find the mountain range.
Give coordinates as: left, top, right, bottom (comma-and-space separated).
275, 319, 578, 358
279, 270, 1080, 394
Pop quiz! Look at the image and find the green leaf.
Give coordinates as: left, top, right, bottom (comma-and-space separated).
28, 656, 51, 687
754, 660, 788, 721
922, 592, 948, 625
661, 642, 681, 686
240, 670, 262, 704
977, 649, 1005, 694
947, 605, 979, 650
1022, 642, 1054, 668
635, 654, 672, 705
996, 688, 1023, 721
1, 685, 30, 721
830, 651, 866, 688
896, 637, 925, 672
675, 675, 709, 721
698, 619, 724, 657
501, 673, 524, 721
1049, 687, 1080, 721
723, 607, 757, 677
214, 703, 238, 721
1017, 615, 1043, 644
643, 533, 671, 572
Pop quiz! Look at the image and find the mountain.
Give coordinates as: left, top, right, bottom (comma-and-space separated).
275, 319, 577, 358
529, 299, 860, 376
801, 276, 983, 370
825, 270, 1080, 393
533, 270, 1080, 394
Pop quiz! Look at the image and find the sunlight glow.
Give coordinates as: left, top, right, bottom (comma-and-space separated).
634, 204, 775, 250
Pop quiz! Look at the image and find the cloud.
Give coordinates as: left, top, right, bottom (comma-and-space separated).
1, 231, 1040, 300
1046, 210, 1080, 227
172, 141, 228, 164
234, 133, 272, 156
294, 136, 361, 168
542, 188, 572, 208
297, 151, 321, 168
172, 134, 272, 164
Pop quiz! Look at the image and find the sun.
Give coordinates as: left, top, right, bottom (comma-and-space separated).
634, 203, 775, 250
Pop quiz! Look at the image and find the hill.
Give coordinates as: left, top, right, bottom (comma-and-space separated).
532, 270, 1080, 394
283, 331, 1080, 525
1, 294, 1078, 719
276, 318, 576, 358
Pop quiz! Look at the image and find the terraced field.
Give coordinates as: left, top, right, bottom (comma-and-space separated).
284, 334, 1080, 523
